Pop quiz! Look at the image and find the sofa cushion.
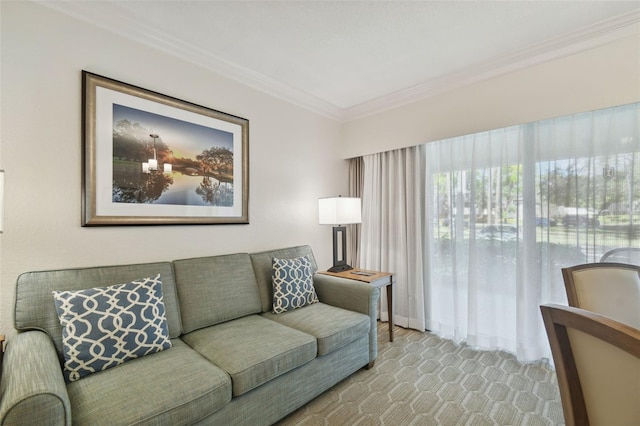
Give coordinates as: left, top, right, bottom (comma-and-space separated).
15, 262, 182, 359
263, 302, 370, 356
173, 253, 261, 333
272, 256, 318, 314
66, 339, 231, 425
52, 274, 172, 383
181, 315, 316, 397
250, 246, 319, 313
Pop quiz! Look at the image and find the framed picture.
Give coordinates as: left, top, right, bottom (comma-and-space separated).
82, 71, 249, 226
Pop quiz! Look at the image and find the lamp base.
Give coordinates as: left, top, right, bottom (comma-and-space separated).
327, 264, 353, 273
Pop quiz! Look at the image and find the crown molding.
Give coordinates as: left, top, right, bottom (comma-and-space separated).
342, 10, 640, 122
38, 2, 640, 123
37, 0, 345, 120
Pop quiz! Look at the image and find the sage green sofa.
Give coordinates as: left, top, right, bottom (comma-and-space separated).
0, 245, 379, 425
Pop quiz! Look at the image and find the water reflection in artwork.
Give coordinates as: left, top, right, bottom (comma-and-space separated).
111, 104, 234, 207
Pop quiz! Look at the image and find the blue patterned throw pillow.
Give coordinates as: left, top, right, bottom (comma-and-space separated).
52, 274, 172, 383
272, 256, 319, 314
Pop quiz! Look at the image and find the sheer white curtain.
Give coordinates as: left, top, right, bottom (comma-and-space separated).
360, 146, 427, 331
427, 103, 639, 362
359, 102, 639, 362
425, 125, 544, 360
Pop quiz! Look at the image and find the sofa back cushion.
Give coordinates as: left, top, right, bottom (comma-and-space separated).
15, 262, 181, 359
173, 253, 261, 333
250, 246, 318, 313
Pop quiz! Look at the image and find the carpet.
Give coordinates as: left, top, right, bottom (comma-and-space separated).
276, 322, 564, 425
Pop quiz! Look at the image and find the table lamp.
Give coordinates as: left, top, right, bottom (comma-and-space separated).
318, 196, 361, 272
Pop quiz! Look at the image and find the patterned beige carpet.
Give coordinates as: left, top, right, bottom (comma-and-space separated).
276, 322, 564, 426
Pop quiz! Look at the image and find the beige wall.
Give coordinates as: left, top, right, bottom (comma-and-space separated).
2, 2, 639, 337
0, 2, 346, 335
342, 33, 640, 158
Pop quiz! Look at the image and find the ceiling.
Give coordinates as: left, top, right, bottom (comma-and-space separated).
41, 1, 640, 121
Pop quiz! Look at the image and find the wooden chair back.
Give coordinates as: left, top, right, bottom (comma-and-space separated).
561, 263, 640, 328
600, 247, 640, 265
540, 304, 640, 426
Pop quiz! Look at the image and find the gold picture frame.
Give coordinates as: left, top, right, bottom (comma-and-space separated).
82, 71, 249, 226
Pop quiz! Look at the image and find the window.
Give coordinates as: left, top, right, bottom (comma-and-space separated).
424, 103, 639, 361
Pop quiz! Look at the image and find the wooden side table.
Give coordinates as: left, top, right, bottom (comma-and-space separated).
318, 268, 395, 342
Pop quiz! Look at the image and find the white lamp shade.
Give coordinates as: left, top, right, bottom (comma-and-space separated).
318, 197, 362, 225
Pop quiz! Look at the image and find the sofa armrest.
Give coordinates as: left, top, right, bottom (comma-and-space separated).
313, 274, 379, 315
313, 274, 380, 365
0, 331, 71, 426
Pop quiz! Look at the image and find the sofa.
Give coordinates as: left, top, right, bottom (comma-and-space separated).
0, 245, 380, 425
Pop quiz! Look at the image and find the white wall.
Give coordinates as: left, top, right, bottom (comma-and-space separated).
343, 33, 640, 158
0, 2, 346, 335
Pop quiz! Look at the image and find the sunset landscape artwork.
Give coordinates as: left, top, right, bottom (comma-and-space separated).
83, 71, 248, 226
112, 104, 235, 208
